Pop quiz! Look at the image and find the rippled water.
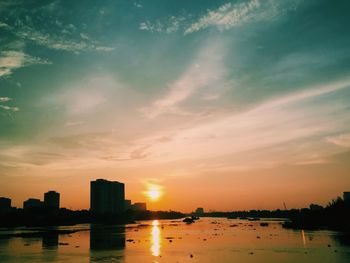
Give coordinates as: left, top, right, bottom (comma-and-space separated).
0, 217, 350, 262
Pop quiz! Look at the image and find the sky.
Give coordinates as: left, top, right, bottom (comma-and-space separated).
1, 0, 350, 212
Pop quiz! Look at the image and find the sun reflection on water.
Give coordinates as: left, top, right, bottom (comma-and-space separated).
151, 220, 161, 257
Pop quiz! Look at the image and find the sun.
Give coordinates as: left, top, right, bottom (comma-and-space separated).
147, 188, 161, 201
145, 184, 163, 201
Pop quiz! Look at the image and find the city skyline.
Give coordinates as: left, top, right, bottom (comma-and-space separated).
2, 178, 349, 213
1, 0, 350, 212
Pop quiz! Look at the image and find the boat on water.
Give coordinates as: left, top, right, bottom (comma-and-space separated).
183, 216, 200, 223
183, 217, 195, 223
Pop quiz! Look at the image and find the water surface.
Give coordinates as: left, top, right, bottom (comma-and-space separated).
0, 218, 349, 262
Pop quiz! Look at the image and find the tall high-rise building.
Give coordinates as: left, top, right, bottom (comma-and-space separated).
90, 179, 125, 214
44, 191, 60, 209
344, 192, 350, 203
0, 197, 11, 213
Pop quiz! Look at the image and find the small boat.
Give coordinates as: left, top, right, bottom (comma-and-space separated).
183, 217, 195, 223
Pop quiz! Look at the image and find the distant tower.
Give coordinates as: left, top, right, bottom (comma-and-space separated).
344, 192, 350, 203
195, 207, 204, 215
90, 179, 125, 214
44, 191, 60, 209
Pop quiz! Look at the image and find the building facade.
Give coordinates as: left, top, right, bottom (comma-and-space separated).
0, 197, 11, 213
23, 198, 43, 210
90, 179, 125, 214
132, 202, 147, 211
44, 191, 60, 209
124, 199, 132, 211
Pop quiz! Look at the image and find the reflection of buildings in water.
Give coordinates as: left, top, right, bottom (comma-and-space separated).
90, 225, 125, 263
41, 233, 58, 262
42, 232, 59, 249
90, 225, 125, 250
151, 220, 161, 257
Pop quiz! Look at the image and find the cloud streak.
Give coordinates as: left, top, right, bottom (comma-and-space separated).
15, 25, 114, 53
140, 41, 226, 118
138, 0, 304, 35
185, 0, 260, 34
139, 78, 350, 168
0, 50, 51, 77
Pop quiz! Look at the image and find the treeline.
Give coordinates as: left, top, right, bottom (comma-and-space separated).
283, 197, 350, 230
0, 208, 185, 227
198, 209, 298, 219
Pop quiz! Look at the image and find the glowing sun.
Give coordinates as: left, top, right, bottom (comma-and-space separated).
147, 188, 161, 201
145, 184, 163, 201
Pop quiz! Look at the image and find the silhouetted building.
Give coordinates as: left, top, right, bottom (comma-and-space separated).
0, 197, 11, 213
23, 198, 43, 210
44, 191, 60, 209
195, 207, 204, 215
90, 179, 125, 214
309, 204, 323, 211
344, 192, 350, 203
124, 199, 132, 211
132, 202, 147, 211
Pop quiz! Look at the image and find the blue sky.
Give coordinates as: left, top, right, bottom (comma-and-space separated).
1, 0, 350, 211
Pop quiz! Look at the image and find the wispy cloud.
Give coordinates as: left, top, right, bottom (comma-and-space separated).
0, 97, 18, 112
0, 50, 51, 77
0, 105, 19, 112
15, 25, 114, 53
327, 133, 350, 148
139, 78, 350, 168
0, 97, 12, 102
185, 0, 260, 34
139, 15, 186, 34
140, 41, 226, 118
138, 0, 303, 35
0, 18, 114, 53
64, 121, 84, 127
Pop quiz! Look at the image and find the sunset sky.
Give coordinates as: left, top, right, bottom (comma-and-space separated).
1, 0, 350, 212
